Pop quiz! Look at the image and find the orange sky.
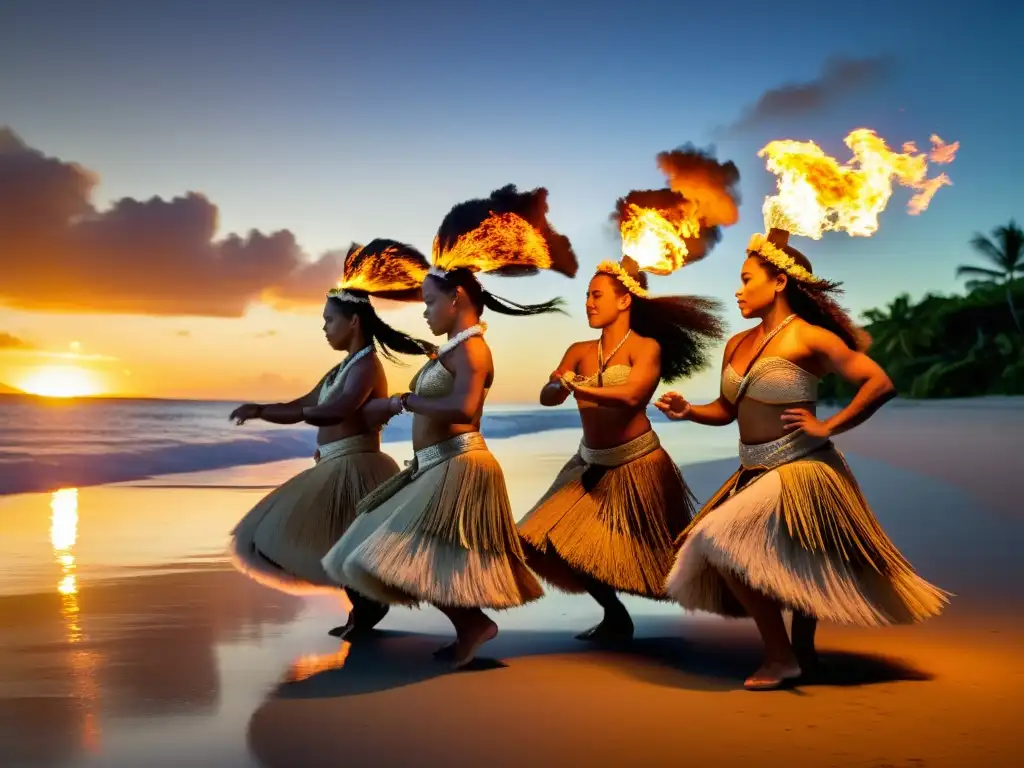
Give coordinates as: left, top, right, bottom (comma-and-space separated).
0, 299, 731, 403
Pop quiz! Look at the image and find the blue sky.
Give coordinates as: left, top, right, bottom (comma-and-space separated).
1, 0, 1021, 400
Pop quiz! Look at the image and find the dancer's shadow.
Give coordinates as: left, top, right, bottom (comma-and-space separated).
269, 630, 508, 700
615, 616, 933, 691
264, 617, 930, 702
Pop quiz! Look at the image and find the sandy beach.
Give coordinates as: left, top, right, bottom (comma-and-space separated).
1, 399, 1022, 767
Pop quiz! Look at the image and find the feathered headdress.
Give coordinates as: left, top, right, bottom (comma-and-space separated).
598, 145, 741, 297
429, 184, 578, 280
327, 239, 430, 303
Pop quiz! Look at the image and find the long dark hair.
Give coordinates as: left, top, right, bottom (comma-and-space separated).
604, 270, 725, 383
328, 295, 434, 364
753, 233, 869, 352
426, 268, 566, 317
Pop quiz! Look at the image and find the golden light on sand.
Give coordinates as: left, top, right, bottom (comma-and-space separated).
19, 365, 105, 398
287, 642, 352, 682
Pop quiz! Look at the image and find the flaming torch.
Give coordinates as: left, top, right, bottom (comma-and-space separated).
758, 128, 959, 239
609, 145, 742, 288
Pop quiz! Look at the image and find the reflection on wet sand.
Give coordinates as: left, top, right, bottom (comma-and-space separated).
0, 486, 307, 766
50, 488, 103, 754
286, 641, 352, 683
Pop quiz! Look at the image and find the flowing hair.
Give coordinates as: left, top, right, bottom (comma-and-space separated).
603, 271, 725, 383
426, 268, 567, 317
754, 248, 870, 352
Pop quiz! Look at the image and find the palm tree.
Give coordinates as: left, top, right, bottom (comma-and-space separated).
956, 220, 1024, 333
862, 293, 937, 362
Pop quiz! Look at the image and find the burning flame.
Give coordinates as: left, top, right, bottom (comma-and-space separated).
339, 243, 428, 294
432, 212, 551, 273
619, 203, 700, 275
759, 129, 959, 238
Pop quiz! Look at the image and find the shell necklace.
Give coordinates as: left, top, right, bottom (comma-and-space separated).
435, 322, 487, 359
318, 345, 374, 405
596, 329, 631, 387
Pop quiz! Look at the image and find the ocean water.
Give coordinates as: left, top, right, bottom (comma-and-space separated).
0, 394, 741, 496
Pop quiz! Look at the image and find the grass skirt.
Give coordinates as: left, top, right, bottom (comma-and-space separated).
666, 435, 950, 626
321, 432, 544, 609
230, 434, 399, 594
518, 430, 695, 599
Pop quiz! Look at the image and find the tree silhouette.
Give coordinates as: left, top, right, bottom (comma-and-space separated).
956, 220, 1024, 333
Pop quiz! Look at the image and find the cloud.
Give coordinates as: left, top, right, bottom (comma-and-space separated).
715, 55, 895, 138
0, 331, 33, 350
0, 128, 347, 317
176, 330, 191, 337
254, 330, 278, 338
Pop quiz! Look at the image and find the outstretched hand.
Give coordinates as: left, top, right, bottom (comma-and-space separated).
780, 408, 831, 438
230, 403, 261, 425
654, 391, 690, 421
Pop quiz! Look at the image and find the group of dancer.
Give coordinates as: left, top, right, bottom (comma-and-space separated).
228, 180, 948, 691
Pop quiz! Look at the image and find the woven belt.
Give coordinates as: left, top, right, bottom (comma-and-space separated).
579, 429, 660, 468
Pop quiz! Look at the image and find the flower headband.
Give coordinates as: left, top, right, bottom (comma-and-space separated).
595, 260, 649, 297
746, 232, 822, 284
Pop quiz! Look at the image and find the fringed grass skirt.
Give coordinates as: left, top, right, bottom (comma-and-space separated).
321, 432, 544, 610
230, 434, 399, 594
666, 432, 950, 626
518, 430, 695, 599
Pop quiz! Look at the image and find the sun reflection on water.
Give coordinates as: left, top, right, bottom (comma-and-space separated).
49, 488, 101, 750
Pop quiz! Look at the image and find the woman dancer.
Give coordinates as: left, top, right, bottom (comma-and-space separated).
658, 228, 949, 690
519, 254, 724, 641
230, 239, 433, 639
322, 184, 578, 668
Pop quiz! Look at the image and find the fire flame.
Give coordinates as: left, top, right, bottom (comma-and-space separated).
619, 203, 700, 275
337, 242, 428, 294
432, 212, 551, 273
759, 128, 958, 238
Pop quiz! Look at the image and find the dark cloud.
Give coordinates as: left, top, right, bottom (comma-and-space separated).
0, 331, 33, 350
716, 55, 895, 137
0, 128, 346, 317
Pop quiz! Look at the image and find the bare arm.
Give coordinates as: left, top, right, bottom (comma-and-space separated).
569, 339, 660, 409
236, 371, 332, 425
402, 340, 489, 424
539, 343, 585, 407
656, 332, 742, 425
685, 397, 737, 426
793, 327, 895, 436
298, 356, 379, 426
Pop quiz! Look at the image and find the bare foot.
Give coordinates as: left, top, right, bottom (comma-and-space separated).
574, 615, 634, 643
743, 661, 802, 691
451, 617, 499, 670
327, 619, 355, 639
328, 603, 390, 639
432, 641, 457, 660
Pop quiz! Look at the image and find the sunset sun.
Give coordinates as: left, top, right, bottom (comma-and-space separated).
18, 365, 106, 398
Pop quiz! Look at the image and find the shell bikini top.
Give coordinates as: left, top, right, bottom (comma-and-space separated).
721, 316, 818, 406
318, 345, 375, 405
409, 324, 490, 399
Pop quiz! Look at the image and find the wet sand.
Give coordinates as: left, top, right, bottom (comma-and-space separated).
1, 400, 1022, 767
